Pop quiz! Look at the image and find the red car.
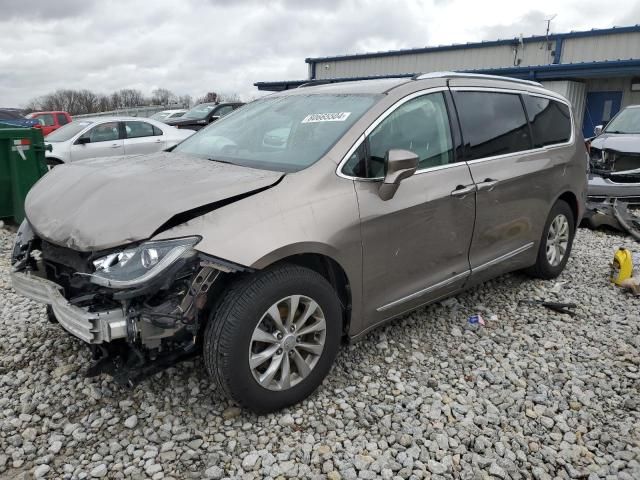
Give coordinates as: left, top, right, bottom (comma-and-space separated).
27, 111, 72, 136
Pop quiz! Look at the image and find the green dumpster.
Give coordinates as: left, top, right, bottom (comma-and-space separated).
0, 125, 49, 223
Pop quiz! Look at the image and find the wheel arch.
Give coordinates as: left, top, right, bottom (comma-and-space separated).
557, 190, 579, 227
269, 252, 353, 337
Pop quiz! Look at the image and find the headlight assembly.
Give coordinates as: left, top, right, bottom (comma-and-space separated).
89, 237, 200, 288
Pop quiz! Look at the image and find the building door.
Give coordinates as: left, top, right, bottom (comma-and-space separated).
582, 91, 622, 138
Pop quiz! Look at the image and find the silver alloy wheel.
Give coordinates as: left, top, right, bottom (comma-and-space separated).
546, 214, 570, 267
249, 295, 327, 391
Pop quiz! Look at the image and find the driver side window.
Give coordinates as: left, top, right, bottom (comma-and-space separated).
343, 92, 453, 178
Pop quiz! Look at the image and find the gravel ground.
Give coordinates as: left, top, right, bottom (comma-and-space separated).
0, 224, 639, 480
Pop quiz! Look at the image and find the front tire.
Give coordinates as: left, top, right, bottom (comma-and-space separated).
526, 199, 575, 279
203, 264, 342, 413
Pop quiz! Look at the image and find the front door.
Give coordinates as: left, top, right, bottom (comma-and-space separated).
71, 121, 124, 161
350, 91, 476, 326
582, 91, 622, 138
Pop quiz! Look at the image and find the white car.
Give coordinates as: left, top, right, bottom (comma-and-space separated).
44, 116, 195, 165
149, 109, 187, 122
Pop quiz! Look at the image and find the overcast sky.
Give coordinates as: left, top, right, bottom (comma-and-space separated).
1, 0, 639, 107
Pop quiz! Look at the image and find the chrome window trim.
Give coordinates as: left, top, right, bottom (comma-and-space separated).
449, 86, 576, 154
377, 270, 470, 312
337, 85, 575, 181
336, 87, 450, 181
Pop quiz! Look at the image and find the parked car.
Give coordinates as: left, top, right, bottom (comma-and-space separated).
26, 111, 72, 136
0, 108, 40, 128
164, 102, 243, 130
149, 109, 187, 122
43, 116, 195, 166
587, 105, 640, 203
11, 73, 585, 412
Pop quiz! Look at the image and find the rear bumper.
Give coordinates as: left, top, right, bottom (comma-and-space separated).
10, 270, 127, 344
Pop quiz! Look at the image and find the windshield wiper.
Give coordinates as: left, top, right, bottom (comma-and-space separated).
606, 130, 628, 134
207, 158, 236, 166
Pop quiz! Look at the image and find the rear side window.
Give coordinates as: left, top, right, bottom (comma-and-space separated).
124, 121, 157, 138
522, 96, 572, 147
453, 91, 531, 160
57, 113, 70, 126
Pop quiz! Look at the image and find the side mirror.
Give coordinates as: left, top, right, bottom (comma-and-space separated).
378, 149, 419, 201
594, 125, 603, 136
209, 115, 220, 123
76, 136, 90, 145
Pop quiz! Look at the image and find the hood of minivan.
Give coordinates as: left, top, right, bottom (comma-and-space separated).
591, 133, 640, 153
25, 152, 283, 251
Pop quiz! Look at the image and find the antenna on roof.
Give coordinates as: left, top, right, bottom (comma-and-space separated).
541, 14, 557, 50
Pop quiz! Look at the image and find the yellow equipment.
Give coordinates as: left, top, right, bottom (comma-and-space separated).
611, 248, 633, 286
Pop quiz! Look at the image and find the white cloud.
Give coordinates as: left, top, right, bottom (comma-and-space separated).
0, 0, 638, 107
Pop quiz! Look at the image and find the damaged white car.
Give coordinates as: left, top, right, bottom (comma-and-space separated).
588, 105, 640, 203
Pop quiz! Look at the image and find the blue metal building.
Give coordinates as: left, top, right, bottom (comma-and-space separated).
255, 25, 640, 138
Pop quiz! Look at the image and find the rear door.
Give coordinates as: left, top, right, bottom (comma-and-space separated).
123, 120, 165, 155
70, 121, 124, 161
451, 88, 557, 283
346, 90, 476, 325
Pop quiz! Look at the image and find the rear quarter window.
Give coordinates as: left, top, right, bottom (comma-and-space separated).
522, 96, 572, 147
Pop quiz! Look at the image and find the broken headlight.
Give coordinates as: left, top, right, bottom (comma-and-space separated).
89, 237, 200, 288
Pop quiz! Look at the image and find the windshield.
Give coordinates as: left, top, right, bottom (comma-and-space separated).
173, 94, 380, 172
183, 104, 216, 120
45, 121, 93, 141
150, 112, 170, 120
605, 107, 640, 134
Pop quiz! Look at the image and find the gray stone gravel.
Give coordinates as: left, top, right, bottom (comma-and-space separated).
1, 224, 639, 479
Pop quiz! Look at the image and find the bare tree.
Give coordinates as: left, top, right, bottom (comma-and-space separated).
218, 92, 241, 103
151, 88, 177, 106
177, 94, 192, 108
116, 89, 147, 108
75, 89, 100, 114
195, 91, 219, 104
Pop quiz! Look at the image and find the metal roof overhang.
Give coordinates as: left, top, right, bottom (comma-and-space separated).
254, 59, 640, 91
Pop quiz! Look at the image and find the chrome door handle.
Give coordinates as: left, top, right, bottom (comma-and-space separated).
450, 184, 476, 198
476, 178, 499, 191
110, 144, 121, 148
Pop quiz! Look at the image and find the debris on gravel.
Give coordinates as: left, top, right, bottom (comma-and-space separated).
1, 224, 639, 479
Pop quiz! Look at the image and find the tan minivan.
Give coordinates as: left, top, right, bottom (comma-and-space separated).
11, 73, 586, 412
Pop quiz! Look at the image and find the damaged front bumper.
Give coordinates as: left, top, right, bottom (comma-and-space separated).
10, 270, 127, 343
588, 173, 640, 204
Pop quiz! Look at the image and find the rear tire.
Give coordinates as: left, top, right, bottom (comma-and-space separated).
525, 199, 575, 279
203, 264, 342, 413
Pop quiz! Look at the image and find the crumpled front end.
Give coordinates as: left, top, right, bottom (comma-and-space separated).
588, 144, 640, 203
10, 220, 241, 383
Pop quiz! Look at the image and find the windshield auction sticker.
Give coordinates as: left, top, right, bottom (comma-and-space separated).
301, 112, 351, 123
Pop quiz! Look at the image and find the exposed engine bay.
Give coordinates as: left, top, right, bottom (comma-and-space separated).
589, 146, 640, 186
11, 221, 244, 386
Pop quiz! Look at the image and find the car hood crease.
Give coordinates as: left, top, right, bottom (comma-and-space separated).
25, 153, 283, 251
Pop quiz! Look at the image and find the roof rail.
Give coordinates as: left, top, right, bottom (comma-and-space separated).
414, 71, 543, 87
297, 80, 334, 88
